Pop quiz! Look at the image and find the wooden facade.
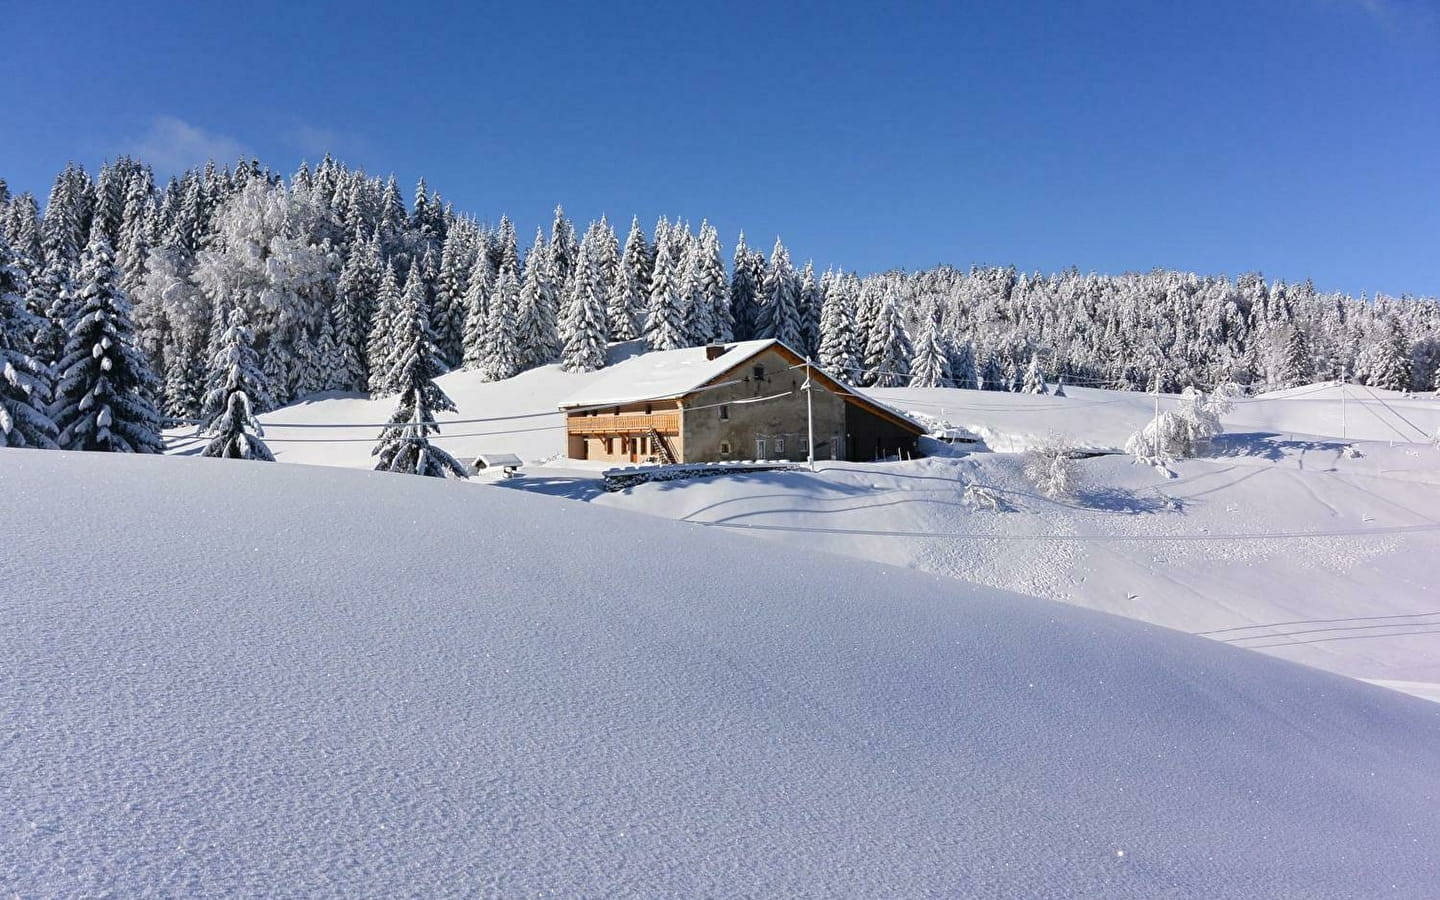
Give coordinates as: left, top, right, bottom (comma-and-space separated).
561, 341, 924, 465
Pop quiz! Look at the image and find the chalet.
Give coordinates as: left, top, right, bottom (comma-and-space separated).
558, 339, 925, 464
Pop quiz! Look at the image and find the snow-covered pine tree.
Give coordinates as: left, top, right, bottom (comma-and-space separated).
864, 285, 913, 387
199, 306, 274, 460
460, 246, 496, 370
948, 338, 978, 390
0, 234, 58, 448
548, 205, 578, 296
1053, 374, 1068, 397
560, 237, 609, 372
759, 238, 803, 347
1022, 353, 1049, 394
481, 268, 523, 382
1367, 318, 1411, 391
515, 228, 560, 369
643, 231, 686, 351
910, 313, 954, 388
679, 234, 713, 346
367, 263, 403, 394
608, 217, 648, 341
1278, 327, 1312, 388
798, 261, 822, 358
50, 228, 164, 453
729, 232, 759, 340
371, 274, 467, 479
817, 271, 861, 382
697, 222, 732, 343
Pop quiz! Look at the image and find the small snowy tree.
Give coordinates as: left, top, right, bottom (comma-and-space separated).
199, 306, 274, 460
1125, 384, 1237, 465
50, 229, 164, 453
371, 275, 467, 479
1024, 437, 1077, 499
910, 314, 953, 388
1022, 353, 1049, 395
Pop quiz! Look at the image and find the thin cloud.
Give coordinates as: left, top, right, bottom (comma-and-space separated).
124, 115, 250, 175
288, 122, 371, 166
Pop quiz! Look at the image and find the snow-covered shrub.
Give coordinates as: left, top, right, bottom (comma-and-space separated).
1125, 384, 1238, 465
963, 482, 1007, 511
1023, 436, 1077, 499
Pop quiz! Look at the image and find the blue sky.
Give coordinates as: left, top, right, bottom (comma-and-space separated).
2, 0, 1437, 297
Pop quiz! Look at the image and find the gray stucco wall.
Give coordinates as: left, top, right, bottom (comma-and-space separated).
680, 348, 848, 462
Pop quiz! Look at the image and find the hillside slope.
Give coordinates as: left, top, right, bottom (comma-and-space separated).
3, 449, 1440, 897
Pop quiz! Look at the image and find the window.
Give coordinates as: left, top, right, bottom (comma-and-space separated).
644, 403, 652, 415
775, 438, 786, 454
719, 405, 729, 420
753, 364, 766, 381
720, 441, 732, 456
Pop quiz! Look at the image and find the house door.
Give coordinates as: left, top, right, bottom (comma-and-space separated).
755, 438, 766, 460
628, 437, 638, 463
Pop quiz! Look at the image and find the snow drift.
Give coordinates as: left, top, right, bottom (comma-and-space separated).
3, 449, 1439, 896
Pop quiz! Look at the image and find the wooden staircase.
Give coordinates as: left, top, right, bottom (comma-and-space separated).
648, 428, 677, 465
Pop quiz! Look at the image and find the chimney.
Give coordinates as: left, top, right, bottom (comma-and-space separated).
705, 343, 727, 361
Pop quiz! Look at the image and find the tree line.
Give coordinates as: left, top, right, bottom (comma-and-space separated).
2, 155, 1438, 466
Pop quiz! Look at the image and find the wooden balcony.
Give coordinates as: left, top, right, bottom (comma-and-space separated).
566, 412, 680, 435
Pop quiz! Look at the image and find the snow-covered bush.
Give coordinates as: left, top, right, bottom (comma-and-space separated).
963, 482, 1008, 511
1125, 384, 1238, 465
1023, 436, 1077, 499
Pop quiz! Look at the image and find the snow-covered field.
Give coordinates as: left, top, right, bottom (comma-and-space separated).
192, 358, 1440, 701
5, 449, 1440, 896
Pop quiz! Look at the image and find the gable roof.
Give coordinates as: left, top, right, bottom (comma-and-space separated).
557, 339, 777, 408
558, 339, 926, 435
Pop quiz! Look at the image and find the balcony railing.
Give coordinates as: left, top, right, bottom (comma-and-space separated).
566, 412, 679, 435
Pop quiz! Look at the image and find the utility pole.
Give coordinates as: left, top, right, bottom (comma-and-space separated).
1340, 369, 1348, 442
804, 357, 816, 472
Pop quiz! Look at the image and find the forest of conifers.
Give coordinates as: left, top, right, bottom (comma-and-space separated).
2, 154, 1437, 435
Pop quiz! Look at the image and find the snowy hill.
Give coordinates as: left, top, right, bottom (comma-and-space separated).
5, 448, 1440, 896
193, 361, 1440, 700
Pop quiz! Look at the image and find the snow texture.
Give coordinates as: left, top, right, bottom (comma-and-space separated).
3, 448, 1440, 897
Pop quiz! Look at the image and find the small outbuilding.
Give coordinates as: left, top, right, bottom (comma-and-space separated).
557, 339, 925, 465
472, 452, 524, 478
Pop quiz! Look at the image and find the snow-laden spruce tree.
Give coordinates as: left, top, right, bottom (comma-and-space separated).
678, 236, 713, 346
696, 222, 732, 343
798, 261, 822, 358
51, 228, 164, 453
367, 263, 403, 394
643, 231, 686, 351
864, 286, 912, 387
607, 217, 648, 342
1022, 353, 1049, 394
481, 268, 523, 382
199, 306, 274, 460
371, 273, 467, 479
818, 272, 861, 382
0, 234, 59, 448
729, 231, 759, 340
460, 249, 495, 371
561, 238, 610, 372
759, 238, 803, 348
517, 228, 560, 369
910, 312, 954, 388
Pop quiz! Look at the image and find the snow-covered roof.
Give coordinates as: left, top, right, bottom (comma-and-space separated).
556, 339, 780, 408
557, 339, 926, 433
